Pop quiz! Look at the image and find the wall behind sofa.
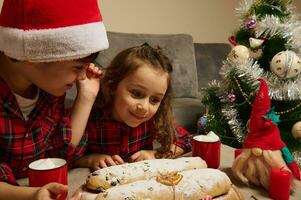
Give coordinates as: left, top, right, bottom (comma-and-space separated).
99, 0, 301, 43
0, 0, 300, 43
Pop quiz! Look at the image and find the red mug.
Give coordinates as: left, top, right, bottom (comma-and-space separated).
28, 158, 68, 200
192, 134, 221, 168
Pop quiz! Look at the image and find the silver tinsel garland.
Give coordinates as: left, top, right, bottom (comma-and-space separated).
255, 15, 301, 55
236, 0, 301, 56
218, 59, 261, 143
236, 0, 256, 21
212, 0, 301, 167
218, 59, 301, 164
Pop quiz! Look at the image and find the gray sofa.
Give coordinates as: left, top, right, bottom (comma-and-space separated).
66, 31, 231, 133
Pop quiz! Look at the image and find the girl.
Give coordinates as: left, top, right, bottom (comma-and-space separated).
75, 43, 192, 170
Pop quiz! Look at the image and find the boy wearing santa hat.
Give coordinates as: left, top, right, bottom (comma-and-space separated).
0, 0, 108, 199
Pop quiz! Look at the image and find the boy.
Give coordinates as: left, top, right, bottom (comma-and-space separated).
0, 0, 108, 199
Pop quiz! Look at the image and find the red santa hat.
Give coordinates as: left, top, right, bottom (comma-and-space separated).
0, 0, 109, 62
243, 78, 285, 150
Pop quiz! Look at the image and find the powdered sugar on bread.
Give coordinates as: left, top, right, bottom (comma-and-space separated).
81, 169, 231, 200
86, 157, 207, 190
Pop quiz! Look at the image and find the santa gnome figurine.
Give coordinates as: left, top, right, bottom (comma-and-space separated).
232, 78, 300, 191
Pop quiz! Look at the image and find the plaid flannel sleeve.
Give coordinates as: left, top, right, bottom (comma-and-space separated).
0, 163, 17, 185
47, 105, 88, 167
174, 125, 192, 153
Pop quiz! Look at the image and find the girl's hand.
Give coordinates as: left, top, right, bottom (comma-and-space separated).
129, 150, 156, 162
35, 183, 67, 200
76, 63, 103, 102
89, 154, 125, 170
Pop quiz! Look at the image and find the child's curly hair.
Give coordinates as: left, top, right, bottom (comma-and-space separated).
95, 43, 175, 158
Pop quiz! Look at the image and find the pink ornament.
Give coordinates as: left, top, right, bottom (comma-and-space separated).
228, 93, 236, 103
246, 18, 256, 29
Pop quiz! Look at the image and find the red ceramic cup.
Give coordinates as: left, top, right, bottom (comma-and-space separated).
28, 158, 68, 200
192, 135, 221, 168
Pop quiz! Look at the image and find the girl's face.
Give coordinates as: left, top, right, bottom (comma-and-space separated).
112, 64, 169, 127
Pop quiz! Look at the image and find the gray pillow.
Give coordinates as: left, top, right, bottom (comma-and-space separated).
95, 32, 198, 98
194, 43, 231, 92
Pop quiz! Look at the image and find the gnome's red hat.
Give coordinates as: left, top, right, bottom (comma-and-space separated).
0, 0, 109, 62
243, 78, 285, 150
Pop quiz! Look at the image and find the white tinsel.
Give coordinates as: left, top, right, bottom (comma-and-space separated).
262, 72, 301, 100
218, 57, 301, 143
222, 57, 301, 101
221, 105, 246, 143
236, 0, 255, 20
255, 15, 301, 54
217, 59, 259, 143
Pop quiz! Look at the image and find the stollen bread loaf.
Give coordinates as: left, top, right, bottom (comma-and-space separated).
80, 168, 237, 200
85, 157, 207, 191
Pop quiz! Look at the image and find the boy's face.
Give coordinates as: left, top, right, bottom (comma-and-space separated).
23, 60, 86, 96
112, 64, 168, 127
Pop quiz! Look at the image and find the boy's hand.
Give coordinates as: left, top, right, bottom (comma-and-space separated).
89, 154, 125, 170
129, 150, 156, 162
35, 183, 67, 200
76, 63, 103, 102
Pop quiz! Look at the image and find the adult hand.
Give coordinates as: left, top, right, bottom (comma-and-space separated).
129, 150, 156, 162
35, 182, 67, 200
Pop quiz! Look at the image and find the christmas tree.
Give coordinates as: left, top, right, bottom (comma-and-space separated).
201, 0, 301, 167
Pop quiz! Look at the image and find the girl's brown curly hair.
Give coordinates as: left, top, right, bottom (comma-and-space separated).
95, 43, 175, 158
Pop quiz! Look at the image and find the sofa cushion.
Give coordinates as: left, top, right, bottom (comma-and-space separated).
95, 31, 198, 98
173, 97, 205, 133
194, 43, 231, 95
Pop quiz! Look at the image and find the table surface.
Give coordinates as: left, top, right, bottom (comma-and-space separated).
17, 144, 301, 200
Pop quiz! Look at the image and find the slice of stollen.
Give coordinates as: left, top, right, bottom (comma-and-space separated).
80, 168, 236, 200
86, 157, 207, 191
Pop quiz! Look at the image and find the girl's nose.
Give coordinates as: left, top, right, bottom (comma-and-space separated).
137, 101, 148, 112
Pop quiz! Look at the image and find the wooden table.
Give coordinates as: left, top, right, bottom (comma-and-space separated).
17, 144, 301, 199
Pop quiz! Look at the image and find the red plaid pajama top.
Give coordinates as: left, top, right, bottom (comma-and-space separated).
86, 108, 192, 161
0, 78, 87, 185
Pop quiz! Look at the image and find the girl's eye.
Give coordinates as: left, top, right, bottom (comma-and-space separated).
150, 96, 161, 105
131, 90, 143, 98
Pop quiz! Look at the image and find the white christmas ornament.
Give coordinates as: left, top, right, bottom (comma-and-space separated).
291, 121, 301, 140
270, 50, 301, 79
228, 45, 250, 64
249, 37, 264, 49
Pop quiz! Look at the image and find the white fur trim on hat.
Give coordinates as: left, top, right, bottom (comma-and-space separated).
0, 22, 109, 62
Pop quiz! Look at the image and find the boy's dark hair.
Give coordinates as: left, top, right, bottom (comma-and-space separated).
96, 43, 176, 158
